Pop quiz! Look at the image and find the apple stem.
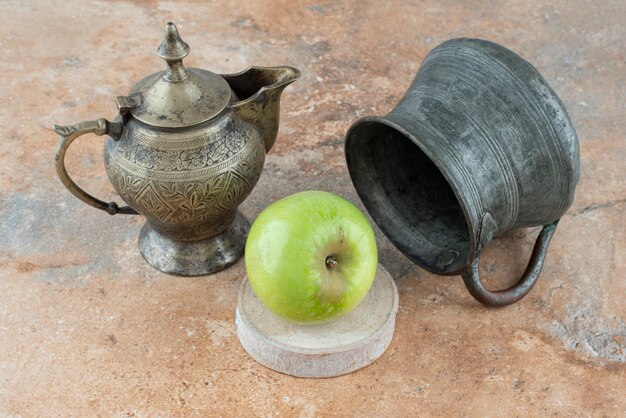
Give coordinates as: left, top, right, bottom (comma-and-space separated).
325, 256, 339, 271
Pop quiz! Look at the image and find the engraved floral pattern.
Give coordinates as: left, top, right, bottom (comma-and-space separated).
104, 118, 265, 239
156, 150, 182, 171
180, 149, 208, 169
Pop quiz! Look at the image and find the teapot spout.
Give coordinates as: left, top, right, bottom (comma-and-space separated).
224, 66, 301, 152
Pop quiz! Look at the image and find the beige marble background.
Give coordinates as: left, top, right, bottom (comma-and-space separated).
0, 0, 624, 415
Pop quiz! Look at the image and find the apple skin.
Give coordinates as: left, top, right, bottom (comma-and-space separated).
245, 190, 378, 323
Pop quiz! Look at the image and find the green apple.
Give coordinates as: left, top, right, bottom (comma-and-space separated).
245, 190, 378, 323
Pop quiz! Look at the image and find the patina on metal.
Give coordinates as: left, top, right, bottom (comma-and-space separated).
53, 22, 301, 276
345, 38, 580, 307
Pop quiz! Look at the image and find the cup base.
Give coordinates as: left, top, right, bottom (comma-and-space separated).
138, 211, 250, 276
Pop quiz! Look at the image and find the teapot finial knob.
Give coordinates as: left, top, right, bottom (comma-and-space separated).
157, 22, 190, 82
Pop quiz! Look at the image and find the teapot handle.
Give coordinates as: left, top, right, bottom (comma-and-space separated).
461, 220, 559, 307
53, 118, 138, 215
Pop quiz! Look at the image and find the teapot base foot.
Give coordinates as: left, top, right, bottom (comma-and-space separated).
138, 211, 250, 276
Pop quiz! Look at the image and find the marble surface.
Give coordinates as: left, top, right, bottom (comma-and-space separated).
0, 0, 624, 415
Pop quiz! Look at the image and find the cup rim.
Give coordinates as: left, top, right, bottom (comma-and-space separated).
345, 115, 479, 276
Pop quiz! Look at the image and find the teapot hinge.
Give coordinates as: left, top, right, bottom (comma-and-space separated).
116, 95, 142, 124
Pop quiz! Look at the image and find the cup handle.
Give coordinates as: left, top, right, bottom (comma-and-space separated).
53, 118, 138, 215
461, 220, 559, 307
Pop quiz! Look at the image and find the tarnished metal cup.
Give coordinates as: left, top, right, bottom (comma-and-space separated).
345, 38, 580, 306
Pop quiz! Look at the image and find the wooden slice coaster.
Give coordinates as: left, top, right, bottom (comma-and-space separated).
235, 265, 399, 378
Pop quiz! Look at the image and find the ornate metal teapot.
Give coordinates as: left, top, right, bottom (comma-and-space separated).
53, 22, 300, 276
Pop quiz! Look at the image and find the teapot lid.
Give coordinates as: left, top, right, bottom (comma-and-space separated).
118, 22, 231, 128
